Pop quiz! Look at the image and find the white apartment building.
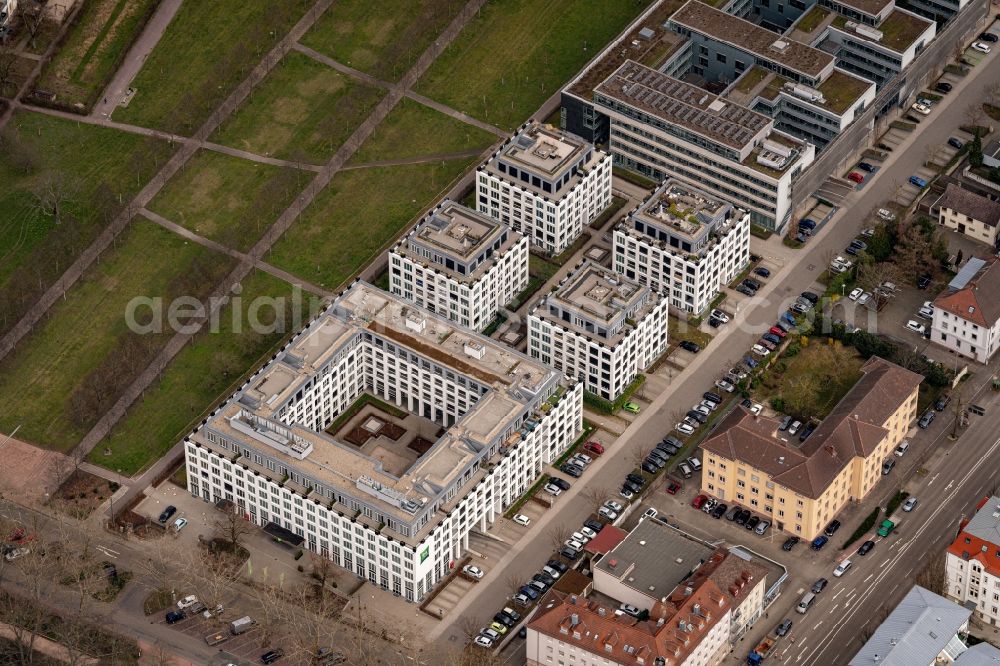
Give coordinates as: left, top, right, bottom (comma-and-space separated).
931, 257, 1000, 364
184, 282, 582, 602
946, 495, 1000, 626
594, 60, 815, 232
932, 184, 1000, 249
476, 121, 612, 254
388, 199, 528, 331
613, 179, 750, 314
528, 260, 668, 401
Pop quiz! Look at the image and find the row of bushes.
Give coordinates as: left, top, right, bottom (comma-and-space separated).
843, 507, 881, 549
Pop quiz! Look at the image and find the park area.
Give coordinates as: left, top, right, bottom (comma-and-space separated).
754, 341, 865, 421
415, 0, 653, 131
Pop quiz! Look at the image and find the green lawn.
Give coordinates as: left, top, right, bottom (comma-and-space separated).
415, 0, 653, 131
300, 0, 465, 81
349, 98, 496, 164
113, 0, 313, 133
0, 111, 173, 337
147, 150, 312, 252
0, 219, 234, 451
36, 0, 160, 110
268, 157, 475, 289
210, 50, 385, 163
756, 342, 864, 420
92, 270, 312, 474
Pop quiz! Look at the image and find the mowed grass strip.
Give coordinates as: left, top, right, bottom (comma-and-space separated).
147, 150, 312, 252
0, 111, 174, 337
36, 0, 159, 110
416, 0, 653, 131
268, 157, 475, 289
113, 0, 313, 134
210, 50, 385, 163
0, 218, 235, 451
348, 98, 496, 164
92, 270, 320, 474
300, 0, 464, 82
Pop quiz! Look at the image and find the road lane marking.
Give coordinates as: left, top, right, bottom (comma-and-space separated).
833, 588, 843, 600
813, 621, 823, 630
928, 472, 939, 486
863, 574, 873, 583
829, 604, 839, 614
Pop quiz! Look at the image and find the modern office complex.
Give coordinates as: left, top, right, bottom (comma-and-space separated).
700, 357, 921, 540
946, 495, 1000, 627
595, 59, 815, 230
931, 257, 1000, 364
613, 179, 751, 314
388, 200, 528, 332
476, 121, 612, 254
183, 282, 582, 602
528, 260, 669, 401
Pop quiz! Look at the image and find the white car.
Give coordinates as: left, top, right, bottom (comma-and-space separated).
693, 403, 711, 416
905, 320, 926, 335
902, 497, 919, 512
565, 539, 584, 550
580, 526, 597, 539
918, 301, 934, 319
542, 565, 562, 579
512, 513, 531, 526
715, 379, 736, 393
571, 531, 590, 544
4, 547, 30, 562
911, 102, 931, 115
972, 41, 991, 54
710, 309, 731, 323
749, 402, 763, 416
177, 595, 200, 610
543, 483, 562, 496
604, 500, 624, 512
474, 636, 494, 648
573, 453, 593, 465
463, 565, 485, 579
700, 399, 718, 412
857, 292, 872, 306
619, 488, 635, 500
876, 209, 895, 222
848, 287, 863, 301
676, 422, 695, 435
834, 559, 853, 577
173, 517, 188, 532
642, 508, 658, 521
751, 344, 771, 357
599, 507, 619, 520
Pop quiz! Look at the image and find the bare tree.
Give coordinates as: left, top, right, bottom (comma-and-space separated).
857, 261, 900, 293
894, 222, 934, 281
985, 82, 1000, 110
458, 614, 484, 641
581, 485, 612, 508
16, 2, 47, 50
0, 46, 18, 97
212, 501, 253, 551
31, 171, 78, 226
915, 551, 947, 595
950, 385, 967, 438
507, 573, 527, 596
964, 103, 987, 130
548, 525, 572, 550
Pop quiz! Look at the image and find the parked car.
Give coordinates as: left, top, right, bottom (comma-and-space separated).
779, 415, 793, 431
711, 309, 731, 323
848, 287, 863, 301
623, 402, 640, 414
857, 540, 875, 556
543, 483, 562, 496
703, 391, 723, 404
598, 507, 618, 521
935, 82, 953, 93
980, 32, 999, 42
745, 516, 761, 531
824, 520, 841, 536
857, 292, 872, 306
641, 461, 659, 474
972, 41, 991, 54
173, 517, 188, 532
935, 393, 951, 411
917, 275, 932, 289
762, 333, 781, 345
261, 648, 285, 664
642, 508, 658, 521
473, 636, 494, 648
512, 514, 531, 526
776, 619, 793, 636
834, 560, 853, 577
787, 420, 802, 435
715, 379, 736, 393
666, 481, 681, 495
675, 422, 695, 436
799, 219, 817, 231
918, 410, 936, 428
619, 603, 642, 618
711, 503, 728, 519
811, 536, 829, 550
909, 175, 927, 188
876, 209, 895, 222
769, 326, 787, 338
782, 536, 800, 551
584, 440, 605, 455
735, 509, 751, 525
811, 578, 829, 594
679, 340, 701, 353
755, 520, 771, 535
549, 477, 571, 491
910, 102, 931, 116
857, 162, 875, 172
882, 458, 896, 475
165, 610, 185, 624
799, 423, 816, 441
177, 595, 200, 610
751, 344, 771, 357
686, 410, 708, 424
692, 495, 708, 509
800, 291, 819, 304
902, 497, 919, 512
754, 267, 771, 278
158, 505, 177, 524
847, 171, 865, 183
948, 137, 964, 149
560, 463, 583, 478
905, 320, 926, 335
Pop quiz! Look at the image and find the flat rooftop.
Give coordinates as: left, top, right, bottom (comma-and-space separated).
832, 10, 934, 53
730, 66, 872, 116
481, 122, 599, 198
832, 0, 894, 19
633, 179, 728, 241
552, 260, 646, 322
195, 282, 562, 535
596, 60, 772, 152
671, 0, 834, 79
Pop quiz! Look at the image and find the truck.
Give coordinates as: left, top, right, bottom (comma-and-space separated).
204, 631, 229, 646
229, 616, 254, 635
747, 636, 778, 665
877, 519, 896, 537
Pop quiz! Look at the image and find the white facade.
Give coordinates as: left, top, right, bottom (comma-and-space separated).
931, 308, 1000, 364
184, 283, 582, 602
931, 257, 1000, 364
477, 121, 612, 254
389, 200, 528, 331
613, 179, 751, 314
528, 261, 669, 401
946, 495, 1000, 626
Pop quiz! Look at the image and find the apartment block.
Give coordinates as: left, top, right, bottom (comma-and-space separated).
700, 357, 922, 540
388, 200, 528, 331
613, 179, 751, 314
932, 184, 1000, 249
476, 121, 611, 254
528, 260, 668, 401
183, 282, 582, 602
932, 257, 1000, 364
946, 495, 1000, 627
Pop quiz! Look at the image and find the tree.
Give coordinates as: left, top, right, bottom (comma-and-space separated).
0, 46, 18, 97
986, 82, 1000, 110
308, 552, 336, 602
31, 171, 78, 226
581, 485, 612, 508
915, 552, 947, 595
212, 501, 253, 551
964, 104, 987, 132
955, 249, 964, 267
783, 375, 820, 419
857, 261, 900, 294
458, 614, 483, 641
16, 2, 47, 50
507, 573, 527, 596
548, 525, 572, 550
894, 223, 934, 281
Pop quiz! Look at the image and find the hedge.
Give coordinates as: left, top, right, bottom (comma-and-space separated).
584, 375, 646, 414
885, 490, 910, 517
842, 507, 881, 549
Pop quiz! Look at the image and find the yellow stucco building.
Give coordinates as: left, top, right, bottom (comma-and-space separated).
700, 357, 922, 540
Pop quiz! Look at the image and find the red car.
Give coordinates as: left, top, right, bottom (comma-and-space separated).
847, 172, 864, 184
666, 481, 681, 495
692, 494, 707, 509
584, 440, 605, 455
768, 326, 787, 338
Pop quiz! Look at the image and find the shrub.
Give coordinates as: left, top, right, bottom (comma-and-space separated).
770, 396, 785, 412
885, 490, 909, 517
784, 342, 801, 358
842, 508, 881, 549
294, 549, 304, 561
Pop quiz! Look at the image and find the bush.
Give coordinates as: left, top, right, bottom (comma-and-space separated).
886, 490, 909, 517
297, 565, 304, 572
784, 342, 801, 358
770, 396, 785, 412
843, 508, 881, 549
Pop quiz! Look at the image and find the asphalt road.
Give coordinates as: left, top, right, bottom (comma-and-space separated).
440, 35, 1000, 651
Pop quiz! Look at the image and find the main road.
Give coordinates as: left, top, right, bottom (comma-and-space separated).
433, 39, 1000, 647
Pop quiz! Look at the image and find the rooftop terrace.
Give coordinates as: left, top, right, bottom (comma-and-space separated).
481, 122, 598, 198
633, 179, 728, 241
831, 10, 934, 53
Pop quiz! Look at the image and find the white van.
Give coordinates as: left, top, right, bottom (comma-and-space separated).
796, 592, 816, 614
833, 559, 852, 577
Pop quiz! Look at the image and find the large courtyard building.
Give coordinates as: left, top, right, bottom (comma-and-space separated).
946, 495, 1000, 627
700, 357, 921, 540
183, 282, 582, 602
528, 260, 668, 401
388, 200, 528, 332
931, 257, 1000, 364
613, 179, 751, 314
476, 121, 611, 255
595, 59, 815, 231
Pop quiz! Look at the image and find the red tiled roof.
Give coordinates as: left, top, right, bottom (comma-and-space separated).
947, 496, 1000, 578
933, 257, 1000, 328
586, 525, 627, 555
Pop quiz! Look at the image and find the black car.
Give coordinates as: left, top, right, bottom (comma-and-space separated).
549, 476, 571, 491
647, 449, 669, 464
626, 473, 644, 485
762, 333, 782, 345
703, 392, 723, 404
776, 619, 793, 636
744, 277, 762, 290
664, 434, 686, 448
935, 82, 953, 93
679, 340, 701, 353
622, 480, 642, 494
644, 456, 665, 471
824, 520, 841, 537
846, 245, 859, 256
494, 612, 515, 627
165, 610, 185, 624
737, 284, 755, 296
686, 410, 708, 424
811, 578, 828, 594
857, 540, 875, 556
657, 443, 679, 457
741, 398, 752, 408
745, 516, 761, 531
560, 546, 581, 560
735, 509, 751, 525
948, 137, 964, 150
850, 238, 868, 250
547, 559, 569, 575
935, 393, 951, 411
560, 463, 583, 478
641, 461, 658, 475
158, 505, 177, 524
882, 459, 896, 475
709, 317, 724, 328
534, 572, 555, 587
800, 291, 820, 304
711, 503, 728, 519
799, 423, 816, 441
726, 506, 741, 521
857, 162, 875, 172
261, 649, 284, 664
917, 275, 932, 289
782, 536, 800, 551
754, 266, 771, 278
980, 31, 999, 42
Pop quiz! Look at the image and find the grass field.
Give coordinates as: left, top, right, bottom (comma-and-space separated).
113, 0, 313, 134
348, 98, 496, 164
36, 0, 160, 110
0, 219, 234, 451
0, 111, 173, 336
147, 150, 312, 252
92, 270, 313, 474
210, 50, 385, 163
300, 0, 464, 81
268, 157, 475, 289
415, 0, 652, 130
757, 342, 864, 420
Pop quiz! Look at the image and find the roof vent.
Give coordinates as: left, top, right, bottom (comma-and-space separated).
639, 540, 647, 546
571, 614, 580, 626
